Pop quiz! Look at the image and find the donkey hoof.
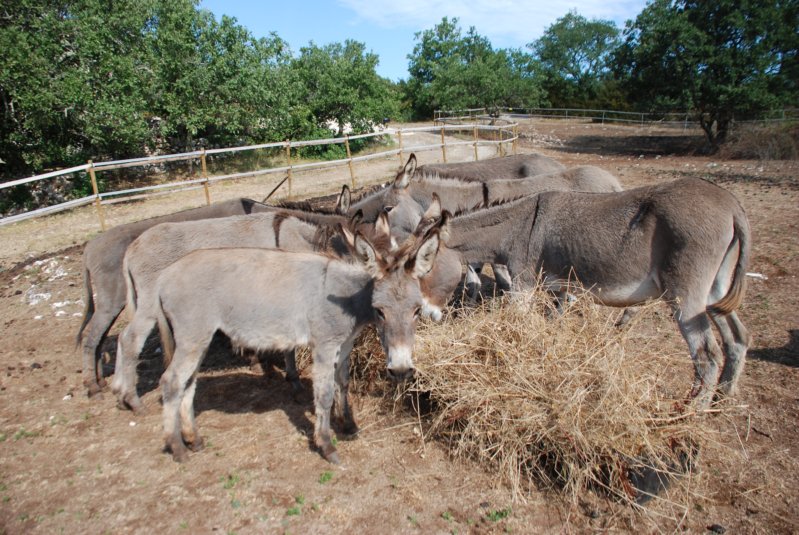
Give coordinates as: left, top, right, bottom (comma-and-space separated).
321, 443, 340, 464
172, 449, 190, 463
86, 383, 104, 398
188, 437, 205, 452
118, 394, 145, 415
341, 420, 359, 437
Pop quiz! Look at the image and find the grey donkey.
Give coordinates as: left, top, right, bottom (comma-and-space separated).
76, 188, 352, 398
436, 178, 751, 407
154, 227, 442, 464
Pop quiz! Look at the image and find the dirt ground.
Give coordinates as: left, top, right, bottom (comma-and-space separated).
0, 120, 797, 534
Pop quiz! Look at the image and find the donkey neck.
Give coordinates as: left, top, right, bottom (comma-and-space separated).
411, 176, 485, 210
324, 261, 377, 327
447, 195, 541, 265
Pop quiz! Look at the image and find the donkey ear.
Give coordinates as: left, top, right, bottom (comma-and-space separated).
338, 223, 356, 249
349, 209, 363, 227
375, 211, 390, 240
393, 154, 417, 190
336, 185, 351, 215
438, 210, 452, 243
421, 193, 441, 221
409, 231, 440, 279
354, 233, 381, 277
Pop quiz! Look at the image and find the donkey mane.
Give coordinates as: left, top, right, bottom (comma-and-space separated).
269, 198, 337, 214
448, 194, 533, 217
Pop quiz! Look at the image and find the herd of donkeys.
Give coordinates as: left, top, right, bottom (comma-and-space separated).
74, 152, 751, 464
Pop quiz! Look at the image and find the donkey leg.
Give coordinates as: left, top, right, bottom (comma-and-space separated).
242, 348, 265, 375
465, 264, 482, 302
283, 349, 304, 402
615, 307, 640, 327
81, 303, 123, 397
160, 362, 189, 463
311, 346, 339, 464
179, 373, 204, 452
333, 339, 358, 436
111, 313, 156, 414
674, 309, 724, 409
711, 311, 750, 398
492, 264, 513, 293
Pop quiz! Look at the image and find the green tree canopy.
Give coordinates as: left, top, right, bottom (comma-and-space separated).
615, 0, 798, 147
1, 0, 158, 174
406, 17, 544, 118
528, 10, 621, 108
1, 1, 401, 180
292, 40, 399, 137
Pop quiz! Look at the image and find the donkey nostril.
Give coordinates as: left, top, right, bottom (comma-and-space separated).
387, 367, 415, 382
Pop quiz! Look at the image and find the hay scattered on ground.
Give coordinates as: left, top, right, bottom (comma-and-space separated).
348, 283, 735, 520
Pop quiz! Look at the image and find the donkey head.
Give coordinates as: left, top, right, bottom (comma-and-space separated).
378, 154, 426, 239
350, 226, 441, 381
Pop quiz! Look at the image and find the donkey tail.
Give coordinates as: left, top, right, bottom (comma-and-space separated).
75, 263, 94, 348
123, 257, 138, 316
156, 297, 176, 369
709, 208, 751, 316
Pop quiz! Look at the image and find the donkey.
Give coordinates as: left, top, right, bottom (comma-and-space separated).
373, 154, 623, 293
111, 208, 461, 412
417, 152, 565, 180
111, 208, 363, 412
155, 229, 442, 463
352, 154, 621, 226
77, 188, 352, 398
436, 178, 751, 407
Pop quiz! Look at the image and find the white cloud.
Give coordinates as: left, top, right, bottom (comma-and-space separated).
337, 0, 644, 47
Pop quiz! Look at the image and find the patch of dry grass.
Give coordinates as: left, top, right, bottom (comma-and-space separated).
719, 122, 799, 160
346, 283, 745, 525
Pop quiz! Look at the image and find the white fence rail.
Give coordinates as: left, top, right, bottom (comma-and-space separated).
1, 122, 518, 229
435, 107, 799, 129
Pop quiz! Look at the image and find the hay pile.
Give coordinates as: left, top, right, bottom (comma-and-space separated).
350, 284, 720, 510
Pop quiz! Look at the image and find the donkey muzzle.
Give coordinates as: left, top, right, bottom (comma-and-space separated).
387, 346, 415, 382
387, 366, 416, 382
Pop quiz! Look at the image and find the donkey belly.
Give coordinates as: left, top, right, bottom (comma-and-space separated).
223, 307, 311, 353
543, 265, 662, 308
587, 273, 662, 307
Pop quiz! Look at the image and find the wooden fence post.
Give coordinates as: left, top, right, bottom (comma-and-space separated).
285, 140, 293, 199
497, 128, 504, 157
473, 126, 479, 161
512, 124, 518, 154
200, 149, 211, 205
397, 130, 404, 164
344, 135, 356, 189
87, 160, 106, 231
440, 126, 447, 163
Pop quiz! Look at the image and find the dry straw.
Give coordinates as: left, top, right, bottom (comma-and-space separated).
348, 281, 732, 520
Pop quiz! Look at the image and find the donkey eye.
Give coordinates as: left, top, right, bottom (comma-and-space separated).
413, 307, 421, 319
383, 205, 395, 213
375, 309, 385, 321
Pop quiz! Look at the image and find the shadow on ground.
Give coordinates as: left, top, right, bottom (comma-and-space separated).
553, 133, 705, 157
749, 329, 799, 368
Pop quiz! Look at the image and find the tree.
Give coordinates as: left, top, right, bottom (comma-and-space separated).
1, 0, 158, 177
292, 40, 399, 137
529, 10, 621, 108
615, 0, 797, 148
406, 18, 544, 118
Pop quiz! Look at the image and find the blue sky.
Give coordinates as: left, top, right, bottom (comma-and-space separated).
199, 0, 649, 82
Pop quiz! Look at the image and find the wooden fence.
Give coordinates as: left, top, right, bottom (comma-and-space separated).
435, 106, 799, 129
0, 122, 518, 230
